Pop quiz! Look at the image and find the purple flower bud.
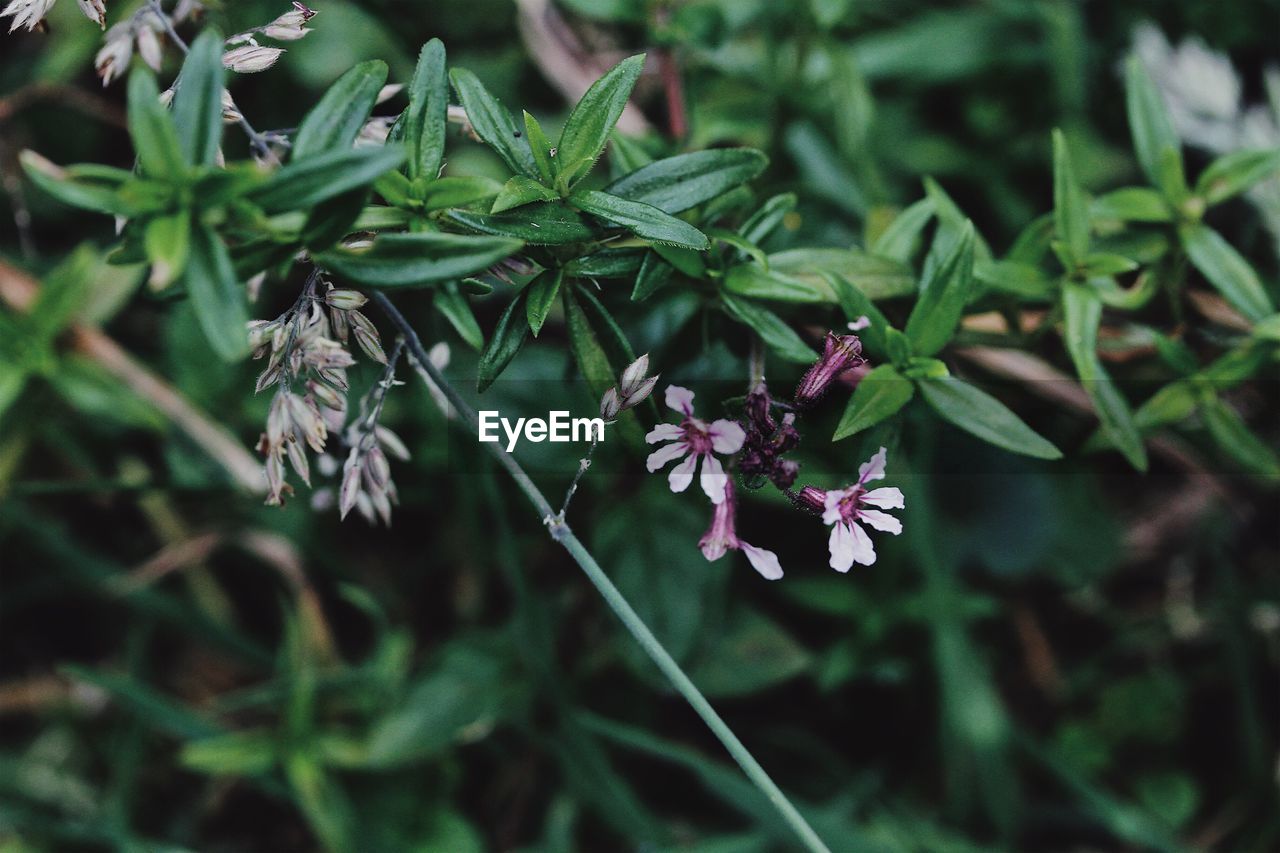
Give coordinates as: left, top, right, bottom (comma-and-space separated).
794, 332, 865, 408
793, 485, 828, 513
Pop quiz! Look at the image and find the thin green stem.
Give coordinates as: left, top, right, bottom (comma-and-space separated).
373, 291, 831, 853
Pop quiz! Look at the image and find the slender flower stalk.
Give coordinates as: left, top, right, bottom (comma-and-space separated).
372, 291, 831, 853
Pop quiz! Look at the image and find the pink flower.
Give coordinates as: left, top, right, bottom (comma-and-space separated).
803, 446, 904, 572
698, 481, 783, 580
646, 385, 745, 504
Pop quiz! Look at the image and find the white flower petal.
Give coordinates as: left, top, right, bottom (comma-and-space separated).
645, 441, 688, 473
708, 419, 746, 454
740, 543, 783, 580
858, 509, 902, 535
857, 446, 888, 484
821, 488, 848, 526
667, 453, 699, 493
860, 486, 904, 509
665, 385, 695, 415
645, 423, 683, 444
828, 523, 855, 573
848, 521, 877, 566
699, 453, 729, 504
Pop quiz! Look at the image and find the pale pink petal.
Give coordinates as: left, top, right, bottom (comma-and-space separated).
860, 486, 904, 509
848, 315, 871, 331
821, 489, 848, 526
668, 453, 698, 493
858, 509, 902, 535
700, 534, 729, 561
645, 423, 684, 444
740, 543, 783, 580
857, 446, 888, 484
848, 521, 877, 566
708, 419, 746, 454
699, 453, 729, 504
828, 522, 855, 573
646, 441, 688, 473
665, 385, 695, 415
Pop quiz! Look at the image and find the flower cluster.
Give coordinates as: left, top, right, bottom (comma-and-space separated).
600, 354, 659, 421
339, 344, 409, 526
645, 326, 905, 579
2, 0, 104, 33
251, 278, 386, 506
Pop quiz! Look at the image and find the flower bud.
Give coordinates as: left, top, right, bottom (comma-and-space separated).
223, 45, 285, 74
599, 387, 622, 420
793, 332, 865, 408
324, 289, 368, 311
618, 354, 650, 397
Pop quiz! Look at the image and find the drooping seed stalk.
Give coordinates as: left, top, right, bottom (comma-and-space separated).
373, 291, 832, 853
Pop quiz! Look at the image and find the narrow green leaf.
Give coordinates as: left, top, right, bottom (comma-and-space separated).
419, 175, 504, 210
569, 189, 709, 250
478, 290, 530, 392
822, 271, 891, 354
301, 189, 370, 251
433, 283, 484, 351
918, 376, 1062, 460
1062, 282, 1147, 469
871, 197, 934, 263
556, 54, 645, 188
739, 193, 797, 247
405, 40, 448, 180
631, 251, 673, 301
185, 221, 249, 361
293, 60, 388, 158
20, 152, 138, 216
603, 148, 768, 214
1201, 397, 1280, 477
1052, 129, 1090, 265
1196, 148, 1280, 206
525, 268, 563, 336
832, 364, 914, 441
127, 67, 185, 179
171, 29, 226, 167
491, 175, 559, 213
1125, 55, 1186, 198
249, 147, 405, 212
904, 220, 975, 357
725, 248, 913, 303
562, 284, 618, 398
709, 229, 767, 267
719, 293, 816, 364
974, 259, 1055, 299
143, 209, 191, 289
319, 232, 523, 287
1081, 253, 1139, 277
30, 244, 98, 344
448, 202, 600, 244
1180, 223, 1275, 321
523, 110, 556, 185
449, 67, 538, 177
1090, 187, 1173, 222
1133, 381, 1198, 430
565, 248, 644, 279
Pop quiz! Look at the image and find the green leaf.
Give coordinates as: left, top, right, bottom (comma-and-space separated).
320, 232, 523, 288
249, 147, 406, 212
419, 175, 504, 210
1062, 283, 1147, 469
127, 66, 185, 180
477, 290, 530, 392
555, 54, 645, 188
491, 175, 559, 213
1052, 129, 1090, 265
1125, 55, 1186, 198
143, 209, 191, 289
603, 148, 768, 214
974, 259, 1055, 299
871, 197, 934, 263
724, 248, 914, 303
564, 248, 644, 279
823, 271, 891, 354
405, 40, 448, 180
301, 189, 370, 251
1081, 253, 1139, 277
449, 67, 538, 178
184, 221, 249, 361
525, 268, 563, 336
719, 293, 816, 364
1196, 148, 1280, 206
918, 376, 1062, 460
1253, 313, 1280, 342
1133, 381, 1198, 430
904, 220, 975, 357
433, 283, 484, 351
20, 153, 138, 216
448, 202, 600, 244
182, 731, 277, 776
631, 251, 673, 301
739, 193, 797, 245
708, 229, 767, 268
523, 111, 556, 185
562, 284, 617, 398
1201, 397, 1280, 477
171, 29, 226, 168
569, 189, 709, 250
1090, 187, 1172, 222
832, 364, 914, 440
1180, 223, 1275, 321
293, 60, 388, 158
30, 244, 98, 344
